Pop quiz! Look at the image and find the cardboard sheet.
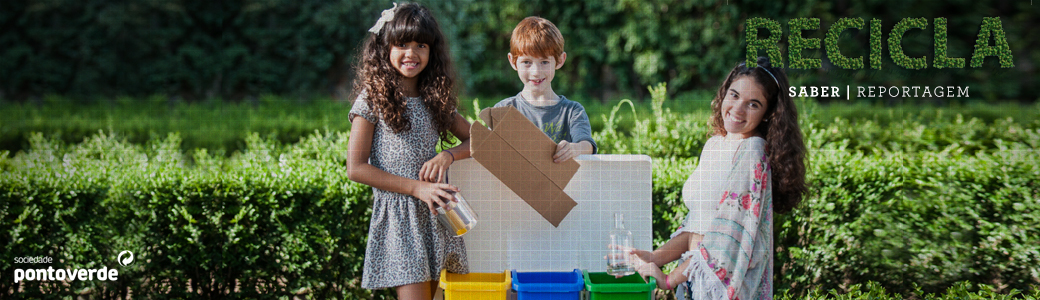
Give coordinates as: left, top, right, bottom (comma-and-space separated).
469, 106, 580, 227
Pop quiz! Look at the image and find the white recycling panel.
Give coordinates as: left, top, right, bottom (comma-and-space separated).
446, 154, 653, 272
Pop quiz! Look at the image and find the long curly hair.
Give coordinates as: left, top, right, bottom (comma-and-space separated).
350, 3, 458, 146
709, 56, 807, 214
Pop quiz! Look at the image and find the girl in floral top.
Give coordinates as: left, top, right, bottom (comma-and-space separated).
622, 57, 807, 300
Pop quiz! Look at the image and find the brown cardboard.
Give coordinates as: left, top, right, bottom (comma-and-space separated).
470, 106, 580, 227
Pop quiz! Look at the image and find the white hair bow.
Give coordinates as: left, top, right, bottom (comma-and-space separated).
368, 3, 398, 34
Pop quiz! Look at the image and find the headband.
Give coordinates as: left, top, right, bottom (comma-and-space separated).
368, 3, 398, 34
739, 62, 780, 87
759, 66, 780, 87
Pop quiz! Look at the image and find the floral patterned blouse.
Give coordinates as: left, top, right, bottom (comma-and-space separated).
673, 136, 773, 300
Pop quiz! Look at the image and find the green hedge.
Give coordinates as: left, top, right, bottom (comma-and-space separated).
1, 132, 391, 299
4, 132, 1038, 298
775, 281, 1039, 300
778, 146, 1040, 295
3, 92, 1039, 297
2, 94, 1038, 156
0, 97, 356, 155
593, 85, 1040, 159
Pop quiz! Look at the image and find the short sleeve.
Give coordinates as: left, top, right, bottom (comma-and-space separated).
567, 105, 598, 154
674, 137, 722, 237
670, 211, 699, 239
349, 93, 377, 124
675, 181, 715, 237
492, 98, 511, 108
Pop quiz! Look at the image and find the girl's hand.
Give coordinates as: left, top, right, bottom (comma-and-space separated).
413, 182, 458, 215
625, 248, 671, 289
628, 248, 655, 265
603, 245, 656, 265
604, 245, 656, 278
419, 151, 454, 183
629, 250, 661, 283
632, 262, 667, 290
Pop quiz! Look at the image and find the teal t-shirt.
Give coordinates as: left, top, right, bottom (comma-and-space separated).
493, 93, 598, 154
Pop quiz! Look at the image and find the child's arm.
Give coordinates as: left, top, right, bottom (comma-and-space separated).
552, 140, 593, 163
622, 231, 703, 266
418, 112, 472, 183
662, 256, 691, 290
348, 116, 457, 213
632, 260, 667, 289
552, 104, 597, 163
649, 231, 704, 266
628, 234, 699, 290
653, 231, 704, 290
444, 111, 472, 161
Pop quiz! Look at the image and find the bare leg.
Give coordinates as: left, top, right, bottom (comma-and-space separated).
396, 281, 432, 300
429, 280, 440, 299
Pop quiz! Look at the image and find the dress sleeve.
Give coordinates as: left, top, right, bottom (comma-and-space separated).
682, 138, 771, 300
349, 92, 377, 124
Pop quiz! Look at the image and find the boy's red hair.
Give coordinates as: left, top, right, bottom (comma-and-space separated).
510, 17, 565, 62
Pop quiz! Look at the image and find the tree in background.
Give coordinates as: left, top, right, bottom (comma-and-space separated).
0, 0, 1036, 103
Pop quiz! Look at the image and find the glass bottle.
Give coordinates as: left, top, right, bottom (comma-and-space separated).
607, 213, 635, 276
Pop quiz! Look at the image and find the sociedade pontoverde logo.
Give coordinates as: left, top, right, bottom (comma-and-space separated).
118, 250, 134, 266
13, 251, 133, 283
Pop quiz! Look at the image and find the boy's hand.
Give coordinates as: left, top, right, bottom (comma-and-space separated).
553, 140, 591, 163
419, 151, 454, 183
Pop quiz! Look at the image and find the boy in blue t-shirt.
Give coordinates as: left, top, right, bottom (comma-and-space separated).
493, 16, 597, 163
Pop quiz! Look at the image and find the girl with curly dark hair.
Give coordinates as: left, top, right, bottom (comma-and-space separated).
619, 56, 807, 300
346, 3, 471, 299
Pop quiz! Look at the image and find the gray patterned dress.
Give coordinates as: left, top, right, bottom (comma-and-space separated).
349, 95, 469, 289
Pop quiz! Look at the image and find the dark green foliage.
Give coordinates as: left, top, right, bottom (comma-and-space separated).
744, 17, 782, 68
0, 0, 382, 100
747, 17, 786, 68
870, 19, 883, 70
934, 18, 966, 69
889, 18, 929, 70
1, 1, 1036, 102
826, 18, 865, 70
789, 18, 822, 69
970, 17, 1014, 68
